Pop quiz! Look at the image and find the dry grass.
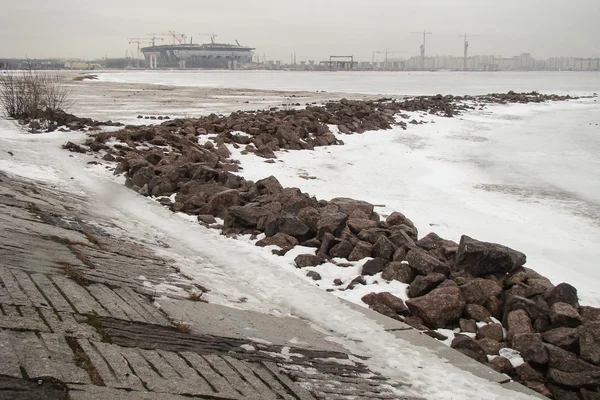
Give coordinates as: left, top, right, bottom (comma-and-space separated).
172, 321, 192, 334
59, 262, 92, 286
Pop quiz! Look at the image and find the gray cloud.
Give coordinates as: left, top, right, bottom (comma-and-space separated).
1, 0, 598, 61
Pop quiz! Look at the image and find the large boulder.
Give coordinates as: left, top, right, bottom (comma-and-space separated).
459, 278, 503, 305
405, 248, 450, 276
361, 258, 388, 276
316, 211, 347, 239
347, 218, 378, 234
546, 344, 600, 387
550, 302, 582, 328
381, 262, 415, 284
406, 281, 466, 328
455, 235, 526, 277
329, 240, 353, 259
348, 241, 373, 261
256, 232, 298, 249
372, 235, 396, 260
228, 202, 281, 228
464, 304, 493, 322
512, 333, 549, 365
385, 212, 418, 239
476, 323, 504, 342
294, 254, 324, 268
545, 283, 579, 308
579, 322, 600, 366
330, 197, 374, 217
507, 309, 534, 339
451, 335, 487, 363
276, 214, 311, 240
408, 273, 446, 298
364, 292, 409, 315
543, 327, 579, 351
208, 189, 240, 215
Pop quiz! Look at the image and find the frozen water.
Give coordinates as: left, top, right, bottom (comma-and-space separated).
97, 69, 600, 96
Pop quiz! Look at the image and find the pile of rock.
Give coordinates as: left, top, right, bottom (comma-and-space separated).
362, 235, 600, 400
25, 109, 122, 133
82, 92, 573, 160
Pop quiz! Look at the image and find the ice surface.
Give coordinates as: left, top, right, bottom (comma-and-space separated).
98, 69, 600, 96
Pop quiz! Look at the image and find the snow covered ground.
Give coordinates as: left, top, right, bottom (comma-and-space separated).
229, 97, 600, 307
1, 70, 599, 398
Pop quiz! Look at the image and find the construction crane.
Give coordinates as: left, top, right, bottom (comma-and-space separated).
198, 33, 218, 44
127, 38, 152, 68
146, 33, 165, 47
168, 31, 188, 45
459, 33, 480, 71
411, 30, 432, 70
372, 49, 406, 64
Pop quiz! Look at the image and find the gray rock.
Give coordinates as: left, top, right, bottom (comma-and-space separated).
581, 306, 600, 324
488, 356, 513, 374
405, 248, 450, 276
347, 219, 378, 234
408, 273, 446, 298
464, 304, 493, 323
507, 309, 534, 340
277, 214, 311, 240
361, 258, 388, 276
316, 211, 347, 239
451, 334, 487, 363
372, 235, 396, 260
459, 278, 503, 306
348, 241, 373, 261
294, 254, 324, 268
385, 212, 418, 239
543, 327, 579, 350
512, 333, 549, 365
406, 282, 466, 328
455, 235, 526, 277
459, 318, 477, 333
256, 232, 298, 249
381, 262, 415, 284
330, 197, 374, 217
579, 322, 600, 366
306, 271, 322, 281
476, 323, 504, 342
550, 302, 582, 328
545, 283, 579, 308
373, 292, 409, 315
329, 240, 353, 259
208, 189, 240, 215
515, 362, 547, 383
478, 338, 504, 356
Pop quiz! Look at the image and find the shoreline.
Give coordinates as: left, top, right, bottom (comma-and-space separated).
61, 92, 594, 399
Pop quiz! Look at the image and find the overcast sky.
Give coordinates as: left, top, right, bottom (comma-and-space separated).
1, 0, 599, 61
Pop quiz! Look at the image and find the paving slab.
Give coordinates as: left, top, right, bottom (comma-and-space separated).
30, 273, 76, 312
9, 331, 90, 384
0, 329, 22, 378
159, 298, 345, 353
67, 385, 221, 400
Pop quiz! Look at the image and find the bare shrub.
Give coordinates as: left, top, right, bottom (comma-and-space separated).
0, 69, 72, 122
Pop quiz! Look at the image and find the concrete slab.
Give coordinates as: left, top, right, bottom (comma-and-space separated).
500, 381, 548, 399
159, 298, 345, 353
338, 297, 412, 331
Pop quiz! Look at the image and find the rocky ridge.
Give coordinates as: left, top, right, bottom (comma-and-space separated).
67, 91, 596, 400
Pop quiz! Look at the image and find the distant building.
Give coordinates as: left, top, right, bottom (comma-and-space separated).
64, 61, 102, 70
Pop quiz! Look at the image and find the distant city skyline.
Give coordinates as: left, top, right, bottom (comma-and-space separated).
1, 0, 599, 62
